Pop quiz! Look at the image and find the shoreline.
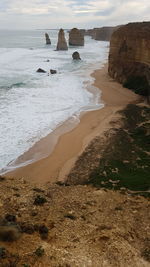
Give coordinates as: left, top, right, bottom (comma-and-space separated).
1, 63, 104, 174
5, 63, 140, 184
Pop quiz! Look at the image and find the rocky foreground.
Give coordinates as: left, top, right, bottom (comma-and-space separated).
0, 104, 150, 267
0, 176, 150, 267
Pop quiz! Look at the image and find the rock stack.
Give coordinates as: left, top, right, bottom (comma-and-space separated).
69, 28, 84, 46
45, 33, 51, 45
72, 51, 81, 60
56, 29, 68, 51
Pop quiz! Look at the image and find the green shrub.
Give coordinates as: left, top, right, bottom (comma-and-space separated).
123, 76, 149, 96
34, 246, 45, 257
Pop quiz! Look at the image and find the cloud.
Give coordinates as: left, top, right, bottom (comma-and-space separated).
0, 0, 149, 29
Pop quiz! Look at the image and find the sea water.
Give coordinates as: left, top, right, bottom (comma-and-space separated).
0, 29, 109, 171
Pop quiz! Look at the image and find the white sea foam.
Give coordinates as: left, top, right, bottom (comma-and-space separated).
0, 30, 109, 171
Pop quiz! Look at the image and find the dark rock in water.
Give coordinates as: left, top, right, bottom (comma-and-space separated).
72, 51, 81, 60
50, 69, 57, 74
56, 29, 68, 51
5, 214, 16, 223
36, 68, 46, 73
0, 226, 21, 242
45, 33, 51, 45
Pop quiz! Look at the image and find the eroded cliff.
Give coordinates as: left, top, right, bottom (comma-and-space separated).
108, 22, 150, 101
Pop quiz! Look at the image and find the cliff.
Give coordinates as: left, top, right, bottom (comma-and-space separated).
85, 26, 120, 41
94, 26, 120, 41
108, 22, 150, 101
69, 28, 84, 46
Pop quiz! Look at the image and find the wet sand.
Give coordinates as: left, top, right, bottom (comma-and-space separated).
5, 64, 140, 184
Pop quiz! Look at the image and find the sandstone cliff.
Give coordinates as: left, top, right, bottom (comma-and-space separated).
69, 28, 84, 46
108, 22, 150, 101
85, 26, 120, 41
94, 26, 120, 41
56, 29, 68, 51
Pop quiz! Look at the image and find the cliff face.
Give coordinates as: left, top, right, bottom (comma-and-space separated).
69, 28, 84, 46
108, 22, 150, 100
94, 26, 120, 41
85, 26, 120, 41
56, 29, 68, 51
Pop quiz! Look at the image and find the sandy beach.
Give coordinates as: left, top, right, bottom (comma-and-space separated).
5, 64, 140, 184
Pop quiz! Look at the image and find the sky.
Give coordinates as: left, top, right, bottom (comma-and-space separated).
0, 0, 150, 29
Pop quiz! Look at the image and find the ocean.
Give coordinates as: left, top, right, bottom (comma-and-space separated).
0, 29, 109, 172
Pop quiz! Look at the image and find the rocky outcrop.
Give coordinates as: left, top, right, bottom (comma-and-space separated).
50, 69, 57, 74
45, 33, 51, 45
69, 28, 84, 46
72, 51, 81, 60
56, 29, 68, 51
108, 22, 150, 101
36, 68, 46, 73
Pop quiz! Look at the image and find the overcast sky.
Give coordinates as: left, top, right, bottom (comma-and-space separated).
0, 0, 150, 29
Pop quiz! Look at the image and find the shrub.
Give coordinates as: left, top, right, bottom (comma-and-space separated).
34, 246, 45, 257
33, 195, 47, 206
123, 75, 149, 96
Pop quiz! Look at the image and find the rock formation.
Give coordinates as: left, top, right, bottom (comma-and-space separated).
45, 33, 51, 45
36, 68, 46, 73
108, 22, 150, 101
84, 26, 120, 41
56, 29, 68, 51
72, 51, 81, 60
94, 26, 120, 41
69, 28, 84, 46
50, 69, 57, 74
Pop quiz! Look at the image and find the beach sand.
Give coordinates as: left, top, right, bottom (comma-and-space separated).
5, 64, 140, 184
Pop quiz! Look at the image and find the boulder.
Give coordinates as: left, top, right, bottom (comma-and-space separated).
45, 33, 51, 45
72, 51, 81, 60
50, 69, 57, 74
69, 28, 84, 46
56, 29, 68, 51
36, 68, 46, 73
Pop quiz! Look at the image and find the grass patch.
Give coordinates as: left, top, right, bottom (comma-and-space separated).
87, 105, 150, 196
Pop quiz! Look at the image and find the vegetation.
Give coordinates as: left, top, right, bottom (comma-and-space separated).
33, 195, 47, 205
123, 76, 149, 96
34, 246, 45, 257
87, 105, 150, 197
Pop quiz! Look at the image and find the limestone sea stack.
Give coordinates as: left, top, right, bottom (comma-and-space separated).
45, 33, 51, 45
108, 22, 150, 102
69, 28, 84, 46
56, 29, 68, 51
